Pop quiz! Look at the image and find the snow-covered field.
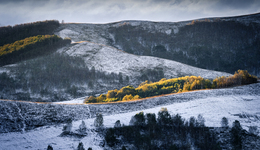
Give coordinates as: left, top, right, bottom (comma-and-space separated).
0, 83, 259, 150
53, 97, 86, 104
58, 41, 231, 80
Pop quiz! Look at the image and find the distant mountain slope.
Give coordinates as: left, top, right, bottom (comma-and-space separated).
0, 40, 230, 102
0, 20, 60, 46
60, 41, 231, 81
56, 13, 260, 76
0, 35, 71, 66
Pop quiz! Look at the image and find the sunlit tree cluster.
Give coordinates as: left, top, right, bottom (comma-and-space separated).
85, 70, 257, 104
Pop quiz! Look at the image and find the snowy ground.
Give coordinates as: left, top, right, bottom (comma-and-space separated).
0, 83, 259, 150
58, 41, 231, 80
55, 21, 187, 45
53, 97, 86, 104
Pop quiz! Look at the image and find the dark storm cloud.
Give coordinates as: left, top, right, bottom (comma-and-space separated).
0, 0, 260, 26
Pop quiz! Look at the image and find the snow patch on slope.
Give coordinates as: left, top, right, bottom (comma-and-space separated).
56, 24, 109, 45
60, 41, 231, 80
53, 97, 86, 104
56, 29, 79, 40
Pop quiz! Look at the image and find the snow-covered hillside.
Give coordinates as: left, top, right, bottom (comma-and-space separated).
55, 13, 260, 77
55, 21, 187, 45
0, 83, 259, 150
59, 41, 231, 80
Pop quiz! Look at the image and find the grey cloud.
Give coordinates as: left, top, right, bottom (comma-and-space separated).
216, 0, 257, 9
1, 0, 260, 26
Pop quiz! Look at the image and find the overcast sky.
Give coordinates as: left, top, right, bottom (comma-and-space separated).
1, 0, 260, 26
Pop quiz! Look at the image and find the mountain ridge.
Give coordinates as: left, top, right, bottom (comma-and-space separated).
56, 12, 260, 76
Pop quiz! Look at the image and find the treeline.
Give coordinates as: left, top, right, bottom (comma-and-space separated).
213, 70, 258, 88
104, 109, 258, 150
0, 35, 71, 66
105, 108, 220, 150
85, 70, 257, 103
0, 53, 125, 101
0, 20, 60, 46
174, 19, 260, 74
108, 19, 260, 76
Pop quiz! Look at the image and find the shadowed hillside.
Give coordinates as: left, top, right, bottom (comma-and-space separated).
107, 17, 260, 76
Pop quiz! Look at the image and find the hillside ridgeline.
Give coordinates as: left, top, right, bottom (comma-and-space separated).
108, 19, 260, 76
0, 20, 60, 46
57, 13, 260, 76
0, 35, 71, 66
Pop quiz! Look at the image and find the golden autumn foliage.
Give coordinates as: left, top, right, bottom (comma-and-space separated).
85, 70, 257, 104
0, 35, 60, 56
122, 94, 134, 101
213, 70, 257, 88
0, 35, 71, 66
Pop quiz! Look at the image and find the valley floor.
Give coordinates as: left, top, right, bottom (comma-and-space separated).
0, 83, 260, 150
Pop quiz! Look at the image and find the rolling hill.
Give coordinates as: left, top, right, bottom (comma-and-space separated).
0, 13, 260, 150
0, 37, 230, 102
56, 13, 260, 76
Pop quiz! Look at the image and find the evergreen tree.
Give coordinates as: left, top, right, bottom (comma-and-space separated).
157, 108, 171, 126
146, 113, 156, 126
47, 145, 53, 150
125, 76, 129, 83
79, 120, 87, 134
114, 120, 121, 128
129, 111, 145, 126
221, 117, 229, 128
77, 142, 85, 150
94, 113, 103, 127
119, 72, 123, 83
172, 114, 184, 127
189, 116, 196, 128
105, 128, 117, 147
231, 120, 242, 150
63, 118, 72, 133
197, 114, 205, 127
90, 66, 95, 79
